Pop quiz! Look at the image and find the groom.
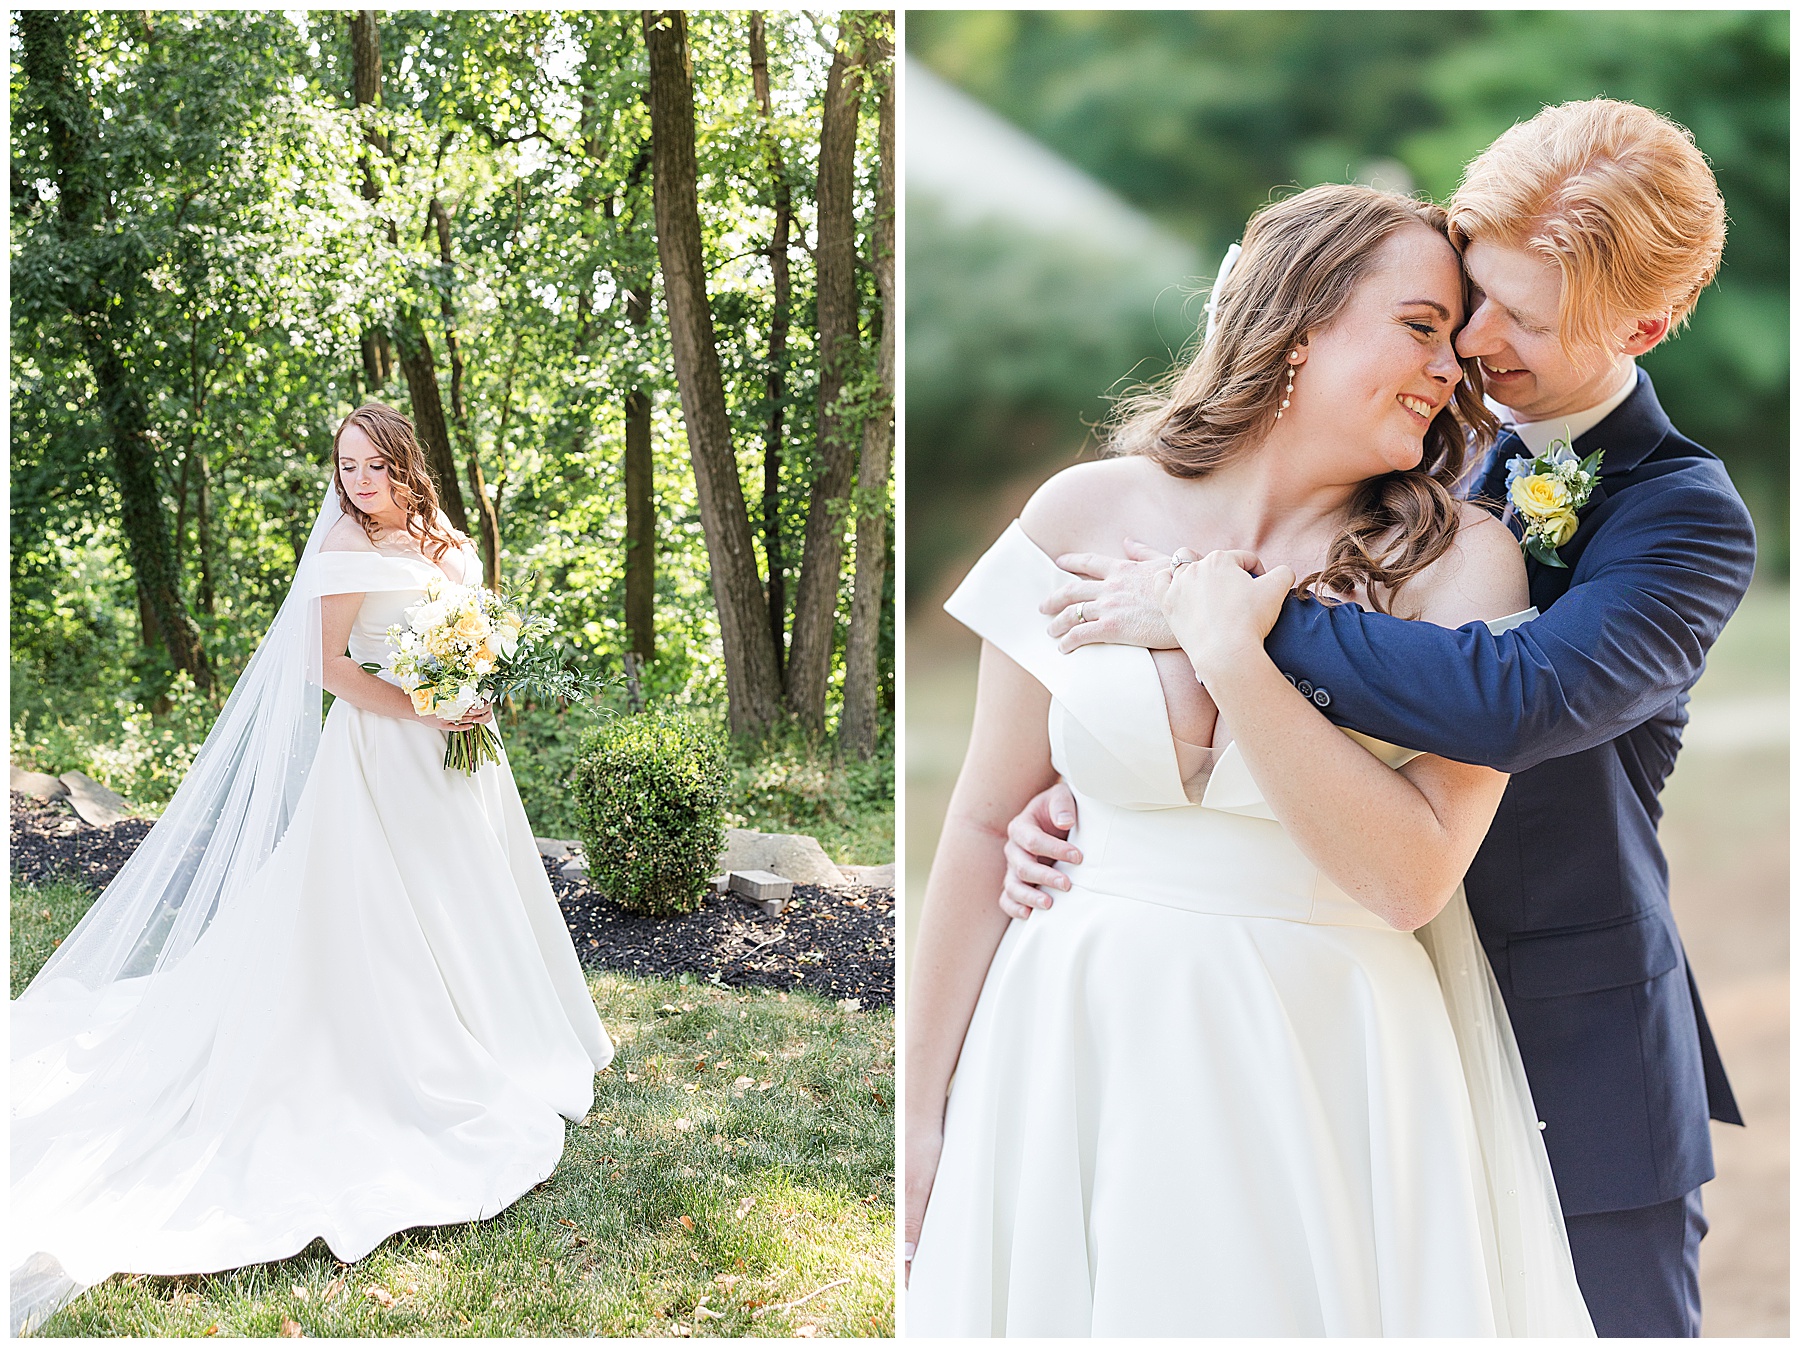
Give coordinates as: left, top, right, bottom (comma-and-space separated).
997, 99, 1756, 1337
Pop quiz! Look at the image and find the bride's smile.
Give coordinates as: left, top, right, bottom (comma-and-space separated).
1264, 222, 1468, 487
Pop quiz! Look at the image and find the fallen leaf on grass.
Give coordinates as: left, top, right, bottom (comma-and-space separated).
456, 1311, 471, 1326
684, 1083, 698, 1093
714, 1274, 741, 1291
777, 992, 788, 1002
425, 1250, 443, 1264
733, 1076, 754, 1091
757, 1081, 773, 1091
624, 1074, 638, 1083
403, 1281, 418, 1295
291, 1284, 309, 1301
364, 1286, 394, 1307
202, 1325, 220, 1337
38, 908, 51, 919
278, 1318, 303, 1338
734, 1195, 756, 1220
558, 1217, 578, 1229
322, 1277, 345, 1304
670, 1325, 691, 1337
678, 1215, 695, 1231
797, 1326, 818, 1338
674, 1118, 693, 1132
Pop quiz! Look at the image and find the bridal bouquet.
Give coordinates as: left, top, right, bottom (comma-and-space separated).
373, 578, 602, 773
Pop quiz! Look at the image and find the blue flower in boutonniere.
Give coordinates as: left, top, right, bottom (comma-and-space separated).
1504, 436, 1603, 568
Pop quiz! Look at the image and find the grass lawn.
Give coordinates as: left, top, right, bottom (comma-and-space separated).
13, 876, 895, 1338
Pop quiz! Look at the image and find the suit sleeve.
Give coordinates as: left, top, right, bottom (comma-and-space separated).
1262, 463, 1758, 773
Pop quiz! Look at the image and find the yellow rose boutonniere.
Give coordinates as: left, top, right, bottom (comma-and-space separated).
1502, 437, 1603, 568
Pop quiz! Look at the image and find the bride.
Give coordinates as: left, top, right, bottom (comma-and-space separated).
904, 185, 1594, 1336
11, 403, 613, 1333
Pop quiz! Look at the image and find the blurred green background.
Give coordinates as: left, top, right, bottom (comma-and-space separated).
904, 11, 1787, 1336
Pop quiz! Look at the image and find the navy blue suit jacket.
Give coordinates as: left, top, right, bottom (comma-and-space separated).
1265, 370, 1755, 1216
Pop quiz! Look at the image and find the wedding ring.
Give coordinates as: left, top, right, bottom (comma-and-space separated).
1074, 603, 1086, 625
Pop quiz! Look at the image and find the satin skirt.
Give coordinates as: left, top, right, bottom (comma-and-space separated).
908, 877, 1544, 1337
12, 702, 612, 1299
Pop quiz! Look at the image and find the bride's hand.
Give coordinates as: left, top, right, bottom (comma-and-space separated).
1162, 549, 1296, 683
419, 702, 494, 732
903, 1116, 945, 1288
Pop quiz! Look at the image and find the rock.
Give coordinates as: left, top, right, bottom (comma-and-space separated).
536, 836, 572, 861
559, 856, 589, 881
59, 771, 130, 828
728, 869, 794, 903
839, 862, 895, 889
718, 828, 846, 887
11, 767, 69, 802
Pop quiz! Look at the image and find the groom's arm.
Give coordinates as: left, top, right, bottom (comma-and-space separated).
1265, 466, 1756, 774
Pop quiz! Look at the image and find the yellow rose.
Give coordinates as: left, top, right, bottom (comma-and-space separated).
1538, 510, 1580, 548
1509, 473, 1571, 520
453, 609, 490, 643
472, 643, 496, 675
409, 686, 436, 715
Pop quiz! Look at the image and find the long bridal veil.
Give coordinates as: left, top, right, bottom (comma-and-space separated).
10, 483, 421, 1332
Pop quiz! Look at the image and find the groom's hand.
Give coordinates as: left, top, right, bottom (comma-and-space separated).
999, 783, 1081, 920
1042, 538, 1180, 652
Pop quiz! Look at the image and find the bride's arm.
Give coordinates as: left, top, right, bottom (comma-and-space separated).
317, 592, 487, 731
905, 642, 1057, 1268
1173, 514, 1527, 933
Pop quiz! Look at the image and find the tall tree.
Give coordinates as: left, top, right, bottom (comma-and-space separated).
18, 10, 213, 691
349, 10, 393, 388
641, 10, 783, 734
432, 196, 501, 583
785, 14, 867, 729
841, 19, 894, 759
750, 11, 793, 678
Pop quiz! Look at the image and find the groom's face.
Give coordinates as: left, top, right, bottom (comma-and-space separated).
1456, 240, 1632, 424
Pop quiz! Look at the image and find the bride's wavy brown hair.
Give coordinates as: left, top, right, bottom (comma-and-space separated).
1108, 183, 1498, 612
331, 403, 463, 562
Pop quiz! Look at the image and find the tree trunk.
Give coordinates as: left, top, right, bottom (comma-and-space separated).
750, 12, 791, 680
195, 444, 215, 616
841, 21, 893, 759
641, 10, 783, 735
785, 14, 866, 729
432, 196, 501, 586
624, 384, 655, 663
393, 313, 470, 533
21, 10, 212, 690
351, 10, 392, 387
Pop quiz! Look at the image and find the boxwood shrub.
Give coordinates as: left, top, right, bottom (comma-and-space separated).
570, 708, 727, 917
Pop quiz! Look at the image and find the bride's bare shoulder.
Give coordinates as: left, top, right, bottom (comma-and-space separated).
1018, 455, 1162, 557
1399, 501, 1529, 627
320, 515, 377, 554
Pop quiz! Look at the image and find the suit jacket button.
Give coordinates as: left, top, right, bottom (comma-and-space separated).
1312, 687, 1331, 708
1281, 671, 1297, 686
1296, 680, 1314, 697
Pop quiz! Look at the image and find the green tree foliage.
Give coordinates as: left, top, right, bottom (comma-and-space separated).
12, 10, 895, 827
908, 10, 1788, 589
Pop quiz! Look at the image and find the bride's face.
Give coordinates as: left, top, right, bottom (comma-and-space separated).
337, 425, 398, 519
1289, 224, 1466, 479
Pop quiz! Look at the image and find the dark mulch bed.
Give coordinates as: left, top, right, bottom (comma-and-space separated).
9, 792, 155, 890
549, 861, 894, 1008
9, 791, 895, 1008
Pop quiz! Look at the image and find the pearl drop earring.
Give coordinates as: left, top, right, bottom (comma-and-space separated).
1275, 352, 1298, 419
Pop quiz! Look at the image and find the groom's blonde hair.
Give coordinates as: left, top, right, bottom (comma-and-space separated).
1448, 98, 1726, 354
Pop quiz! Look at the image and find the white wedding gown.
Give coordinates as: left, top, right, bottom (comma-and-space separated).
906, 523, 1593, 1337
12, 540, 612, 1329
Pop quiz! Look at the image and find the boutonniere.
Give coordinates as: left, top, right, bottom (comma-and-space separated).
1504, 437, 1603, 568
